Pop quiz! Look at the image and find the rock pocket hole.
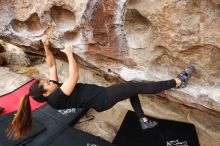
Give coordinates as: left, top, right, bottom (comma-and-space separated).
63, 31, 78, 40
0, 44, 5, 53
10, 13, 44, 37
125, 9, 153, 49
51, 6, 76, 32
62, 31, 83, 46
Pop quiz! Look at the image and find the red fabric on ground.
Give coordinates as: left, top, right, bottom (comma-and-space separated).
0, 79, 46, 114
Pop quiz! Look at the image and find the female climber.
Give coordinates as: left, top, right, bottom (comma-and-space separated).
7, 35, 195, 139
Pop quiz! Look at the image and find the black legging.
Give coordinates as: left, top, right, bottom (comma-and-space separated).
104, 79, 176, 119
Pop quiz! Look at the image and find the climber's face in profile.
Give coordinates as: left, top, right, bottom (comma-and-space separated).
39, 79, 57, 96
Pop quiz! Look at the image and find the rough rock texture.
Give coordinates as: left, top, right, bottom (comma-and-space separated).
0, 67, 31, 95
0, 0, 220, 115
0, 40, 46, 67
0, 42, 5, 65
0, 44, 5, 53
1, 62, 220, 146
0, 56, 4, 66
212, 0, 220, 4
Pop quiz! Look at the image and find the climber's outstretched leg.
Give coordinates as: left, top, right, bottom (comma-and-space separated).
104, 65, 195, 129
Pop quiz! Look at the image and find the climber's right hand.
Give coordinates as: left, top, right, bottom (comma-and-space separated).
41, 35, 50, 47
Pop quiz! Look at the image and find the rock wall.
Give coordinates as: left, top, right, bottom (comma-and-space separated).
1, 63, 220, 146
0, 0, 220, 112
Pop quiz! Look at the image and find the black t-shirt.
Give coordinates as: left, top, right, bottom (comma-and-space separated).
47, 83, 108, 112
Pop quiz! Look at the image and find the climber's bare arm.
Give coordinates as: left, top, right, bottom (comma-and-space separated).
41, 35, 59, 82
60, 45, 79, 96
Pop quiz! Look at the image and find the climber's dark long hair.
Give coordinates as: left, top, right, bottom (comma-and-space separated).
7, 79, 46, 140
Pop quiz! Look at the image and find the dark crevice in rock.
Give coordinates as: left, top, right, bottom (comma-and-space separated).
63, 31, 78, 40
0, 46, 5, 65
0, 44, 6, 53
22, 45, 67, 62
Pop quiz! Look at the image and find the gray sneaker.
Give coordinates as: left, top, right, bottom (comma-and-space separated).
139, 117, 158, 130
177, 65, 195, 88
